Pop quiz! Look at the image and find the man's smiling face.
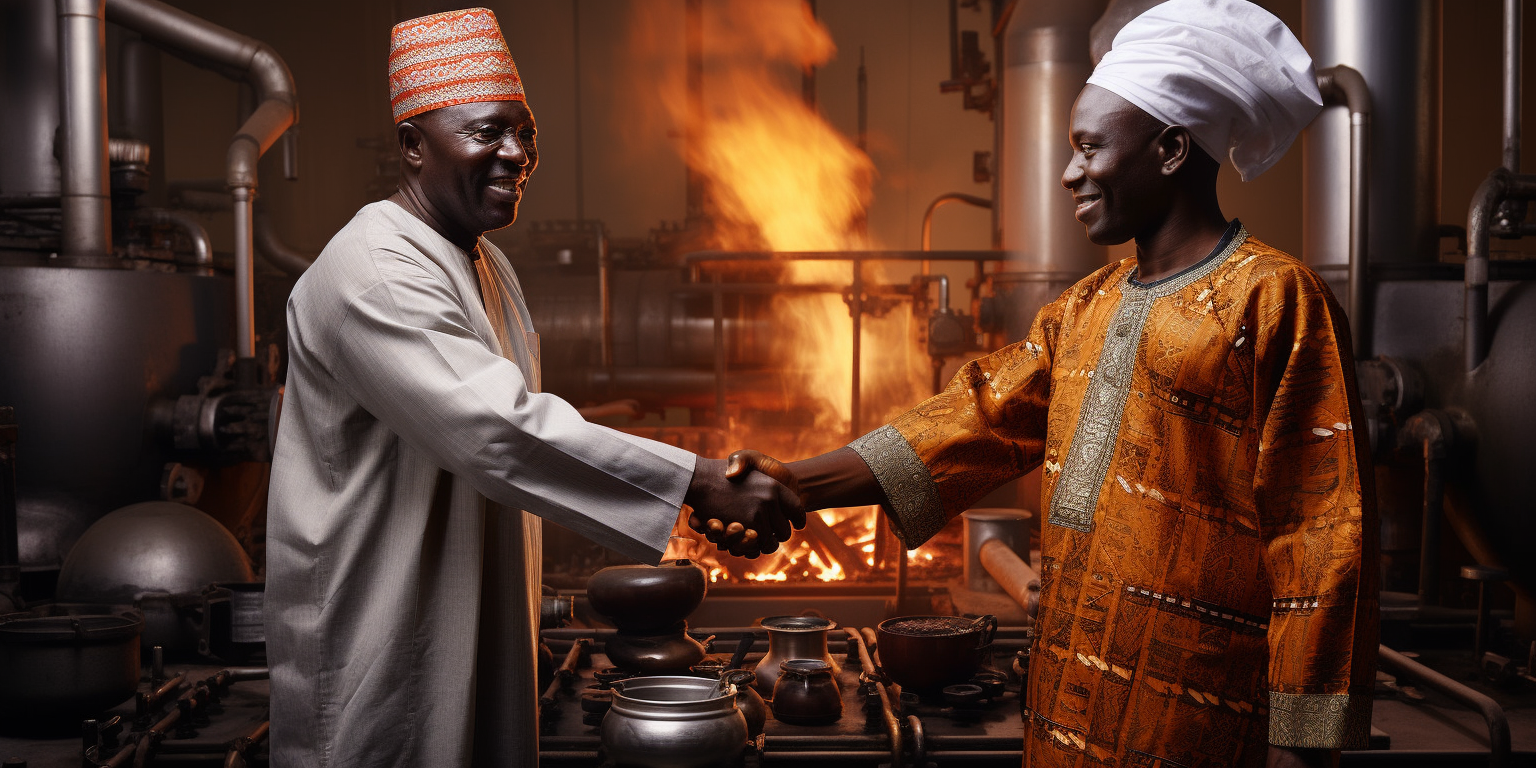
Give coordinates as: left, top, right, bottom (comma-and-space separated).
406, 99, 538, 241
1060, 85, 1171, 246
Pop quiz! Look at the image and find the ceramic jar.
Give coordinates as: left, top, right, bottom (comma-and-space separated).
769, 659, 842, 726
752, 615, 839, 697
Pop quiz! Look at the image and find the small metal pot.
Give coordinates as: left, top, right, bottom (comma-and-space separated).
752, 615, 838, 698
603, 625, 708, 674
0, 606, 143, 725
602, 675, 748, 768
770, 660, 842, 726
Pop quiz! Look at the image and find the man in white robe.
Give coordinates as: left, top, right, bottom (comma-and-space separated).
265, 9, 798, 767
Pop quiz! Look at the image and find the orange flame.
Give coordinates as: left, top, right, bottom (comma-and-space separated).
635, 0, 929, 582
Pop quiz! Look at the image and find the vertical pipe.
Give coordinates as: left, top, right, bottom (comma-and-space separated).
713, 273, 726, 428
855, 47, 868, 238
0, 408, 18, 585
684, 0, 705, 224
572, 0, 585, 222
57, 0, 112, 260
232, 187, 257, 382
1418, 438, 1445, 605
1348, 110, 1370, 358
850, 262, 863, 440
1504, 0, 1521, 173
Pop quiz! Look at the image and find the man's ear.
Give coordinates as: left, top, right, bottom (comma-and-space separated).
397, 120, 426, 170
1156, 125, 1194, 176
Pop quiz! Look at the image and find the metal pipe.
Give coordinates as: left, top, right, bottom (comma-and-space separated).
850, 262, 863, 439
1505, 0, 1522, 174
845, 628, 904, 768
685, 249, 1008, 264
980, 538, 1040, 617
712, 273, 726, 427
105, 0, 298, 366
0, 408, 17, 608
1378, 645, 1510, 768
232, 187, 256, 373
133, 208, 212, 274
253, 208, 316, 275
1316, 65, 1372, 358
540, 638, 588, 707
1467, 170, 1503, 371
57, 0, 112, 261
921, 193, 993, 251
222, 721, 269, 768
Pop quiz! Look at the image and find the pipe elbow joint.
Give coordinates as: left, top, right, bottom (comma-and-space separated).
246, 44, 297, 113
225, 135, 262, 192
1318, 65, 1370, 118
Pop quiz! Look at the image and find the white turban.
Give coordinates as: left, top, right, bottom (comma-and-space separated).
1085, 0, 1323, 181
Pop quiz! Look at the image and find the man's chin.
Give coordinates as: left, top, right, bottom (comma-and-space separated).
1084, 223, 1133, 247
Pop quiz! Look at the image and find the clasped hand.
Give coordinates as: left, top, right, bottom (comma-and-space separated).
681, 450, 805, 558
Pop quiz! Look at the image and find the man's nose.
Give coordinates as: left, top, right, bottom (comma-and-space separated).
1061, 153, 1084, 190
498, 134, 529, 165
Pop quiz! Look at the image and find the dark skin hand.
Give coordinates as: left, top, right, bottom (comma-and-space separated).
389, 99, 801, 560
725, 87, 1339, 765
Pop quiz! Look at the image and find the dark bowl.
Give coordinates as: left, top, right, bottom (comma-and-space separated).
587, 559, 708, 632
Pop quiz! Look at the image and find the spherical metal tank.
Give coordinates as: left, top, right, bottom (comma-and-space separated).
56, 501, 255, 650
0, 266, 234, 569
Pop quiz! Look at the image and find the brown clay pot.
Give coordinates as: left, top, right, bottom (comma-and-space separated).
770, 659, 842, 726
875, 614, 997, 694
587, 559, 707, 633
602, 625, 708, 674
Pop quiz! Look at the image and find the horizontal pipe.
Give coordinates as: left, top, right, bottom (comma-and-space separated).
979, 539, 1040, 617
686, 249, 1009, 264
1377, 645, 1510, 768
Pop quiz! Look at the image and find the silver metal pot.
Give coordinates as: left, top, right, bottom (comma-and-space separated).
602, 675, 747, 768
0, 606, 143, 726
751, 615, 839, 698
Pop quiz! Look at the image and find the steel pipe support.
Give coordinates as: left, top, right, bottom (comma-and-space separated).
57, 0, 112, 261
1504, 0, 1522, 175
980, 538, 1040, 617
1378, 645, 1510, 768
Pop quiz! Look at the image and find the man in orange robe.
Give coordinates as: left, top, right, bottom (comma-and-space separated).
728, 1, 1377, 765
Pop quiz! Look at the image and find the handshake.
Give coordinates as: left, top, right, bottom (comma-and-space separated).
680, 450, 805, 559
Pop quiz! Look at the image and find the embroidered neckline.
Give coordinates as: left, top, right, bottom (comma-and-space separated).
1045, 224, 1248, 533
1127, 219, 1242, 290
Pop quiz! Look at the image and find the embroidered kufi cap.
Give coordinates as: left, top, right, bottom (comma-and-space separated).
1086, 0, 1322, 181
388, 8, 526, 124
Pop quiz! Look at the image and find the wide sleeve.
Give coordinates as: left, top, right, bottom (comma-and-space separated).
847, 297, 1063, 548
320, 255, 696, 565
1249, 270, 1378, 750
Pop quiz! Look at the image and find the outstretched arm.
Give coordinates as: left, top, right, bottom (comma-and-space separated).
683, 456, 802, 558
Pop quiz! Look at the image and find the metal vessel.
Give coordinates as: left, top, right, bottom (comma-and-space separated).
602, 675, 748, 768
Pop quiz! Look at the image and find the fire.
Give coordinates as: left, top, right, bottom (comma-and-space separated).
635, 0, 930, 582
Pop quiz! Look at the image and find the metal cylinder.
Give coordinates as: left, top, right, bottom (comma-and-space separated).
0, 0, 62, 200
232, 186, 255, 360
1303, 0, 1441, 289
56, 0, 113, 261
0, 266, 234, 569
962, 508, 1031, 593
996, 0, 1109, 340
979, 539, 1041, 618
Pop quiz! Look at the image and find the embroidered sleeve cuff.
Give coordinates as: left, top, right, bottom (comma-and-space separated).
848, 425, 946, 549
1268, 692, 1372, 750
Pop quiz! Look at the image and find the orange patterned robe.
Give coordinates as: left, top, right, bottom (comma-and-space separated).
851, 225, 1377, 767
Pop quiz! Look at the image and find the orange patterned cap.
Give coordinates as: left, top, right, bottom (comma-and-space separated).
388, 8, 526, 124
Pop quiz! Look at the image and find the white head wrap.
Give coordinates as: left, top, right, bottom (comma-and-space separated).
1085, 0, 1323, 181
